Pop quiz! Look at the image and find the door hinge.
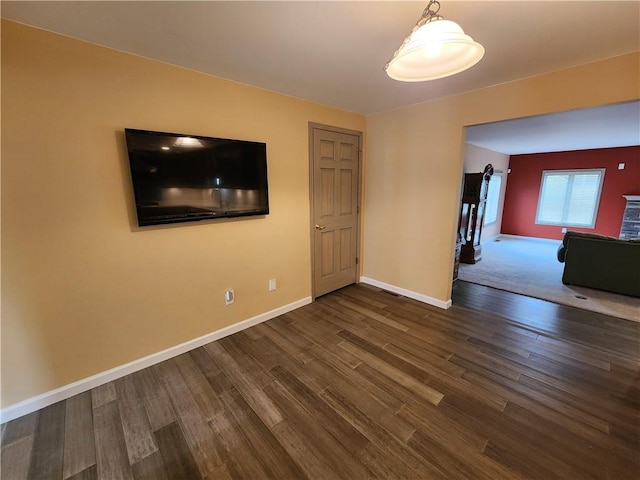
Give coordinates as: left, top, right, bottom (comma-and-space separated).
355, 257, 359, 265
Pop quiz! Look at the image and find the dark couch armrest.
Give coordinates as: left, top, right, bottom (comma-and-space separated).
557, 243, 566, 263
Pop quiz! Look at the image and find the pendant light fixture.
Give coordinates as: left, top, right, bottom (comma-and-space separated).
385, 0, 484, 82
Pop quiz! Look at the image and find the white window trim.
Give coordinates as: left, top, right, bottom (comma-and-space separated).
535, 168, 605, 229
484, 173, 502, 226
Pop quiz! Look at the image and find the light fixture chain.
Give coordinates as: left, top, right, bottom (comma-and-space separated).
385, 0, 443, 70
419, 0, 441, 26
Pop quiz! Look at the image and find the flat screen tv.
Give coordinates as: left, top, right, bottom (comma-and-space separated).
125, 128, 269, 226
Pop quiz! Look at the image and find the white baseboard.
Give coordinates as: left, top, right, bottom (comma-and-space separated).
0, 296, 312, 424
359, 277, 452, 310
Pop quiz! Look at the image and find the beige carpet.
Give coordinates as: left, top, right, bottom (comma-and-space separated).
458, 236, 640, 323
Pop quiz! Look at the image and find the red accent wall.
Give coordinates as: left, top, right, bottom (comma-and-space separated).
501, 146, 640, 240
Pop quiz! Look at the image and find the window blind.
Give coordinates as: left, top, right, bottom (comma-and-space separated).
536, 169, 604, 228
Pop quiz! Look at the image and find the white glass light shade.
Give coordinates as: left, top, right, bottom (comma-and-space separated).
386, 19, 484, 82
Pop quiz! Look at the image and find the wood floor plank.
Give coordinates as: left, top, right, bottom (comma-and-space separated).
515, 364, 639, 426
464, 368, 612, 434
356, 442, 431, 480
252, 321, 314, 364
241, 324, 264, 340
516, 373, 639, 437
337, 333, 445, 406
285, 309, 344, 345
353, 361, 429, 412
523, 353, 632, 399
335, 286, 390, 309
93, 401, 133, 480
257, 337, 328, 394
314, 297, 370, 331
218, 333, 278, 388
397, 403, 488, 455
66, 464, 97, 480
338, 322, 391, 349
502, 401, 638, 479
1, 410, 37, 447
218, 387, 309, 479
114, 375, 157, 465
208, 411, 271, 479
483, 440, 566, 480
364, 313, 455, 361
188, 347, 227, 394
318, 387, 447, 479
270, 418, 342, 480
27, 401, 65, 480
269, 365, 371, 460
130, 368, 176, 432
203, 341, 284, 428
465, 335, 532, 361
307, 343, 404, 410
535, 333, 638, 370
90, 382, 116, 410
265, 380, 374, 480
131, 451, 169, 480
303, 355, 417, 443
496, 332, 613, 370
287, 319, 363, 368
446, 394, 590, 479
449, 352, 521, 382
337, 298, 410, 332
446, 381, 633, 475
1, 435, 34, 480
153, 359, 223, 478
173, 352, 223, 420
451, 282, 638, 356
407, 428, 500, 480
1, 411, 38, 480
63, 392, 96, 479
383, 340, 466, 380
153, 422, 202, 480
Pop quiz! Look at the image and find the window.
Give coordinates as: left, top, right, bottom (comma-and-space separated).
484, 173, 502, 225
535, 169, 605, 228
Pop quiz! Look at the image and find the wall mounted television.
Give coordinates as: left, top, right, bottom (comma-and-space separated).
125, 128, 269, 227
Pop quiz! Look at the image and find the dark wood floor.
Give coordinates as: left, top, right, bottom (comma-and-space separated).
2, 281, 639, 479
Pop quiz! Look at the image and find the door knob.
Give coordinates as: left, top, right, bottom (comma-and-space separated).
315, 224, 326, 230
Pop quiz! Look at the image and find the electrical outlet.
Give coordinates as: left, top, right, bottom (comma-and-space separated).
269, 279, 277, 291
561, 227, 567, 233
225, 289, 234, 305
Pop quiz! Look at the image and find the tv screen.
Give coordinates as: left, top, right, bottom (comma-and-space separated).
125, 128, 269, 226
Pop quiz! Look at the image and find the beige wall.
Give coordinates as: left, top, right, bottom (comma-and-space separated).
1, 21, 365, 407
463, 144, 510, 241
364, 52, 639, 303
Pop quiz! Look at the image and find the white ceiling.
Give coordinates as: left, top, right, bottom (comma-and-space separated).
2, 1, 639, 153
466, 101, 640, 154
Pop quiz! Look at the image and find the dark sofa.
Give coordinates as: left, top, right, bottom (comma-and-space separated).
557, 231, 640, 298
